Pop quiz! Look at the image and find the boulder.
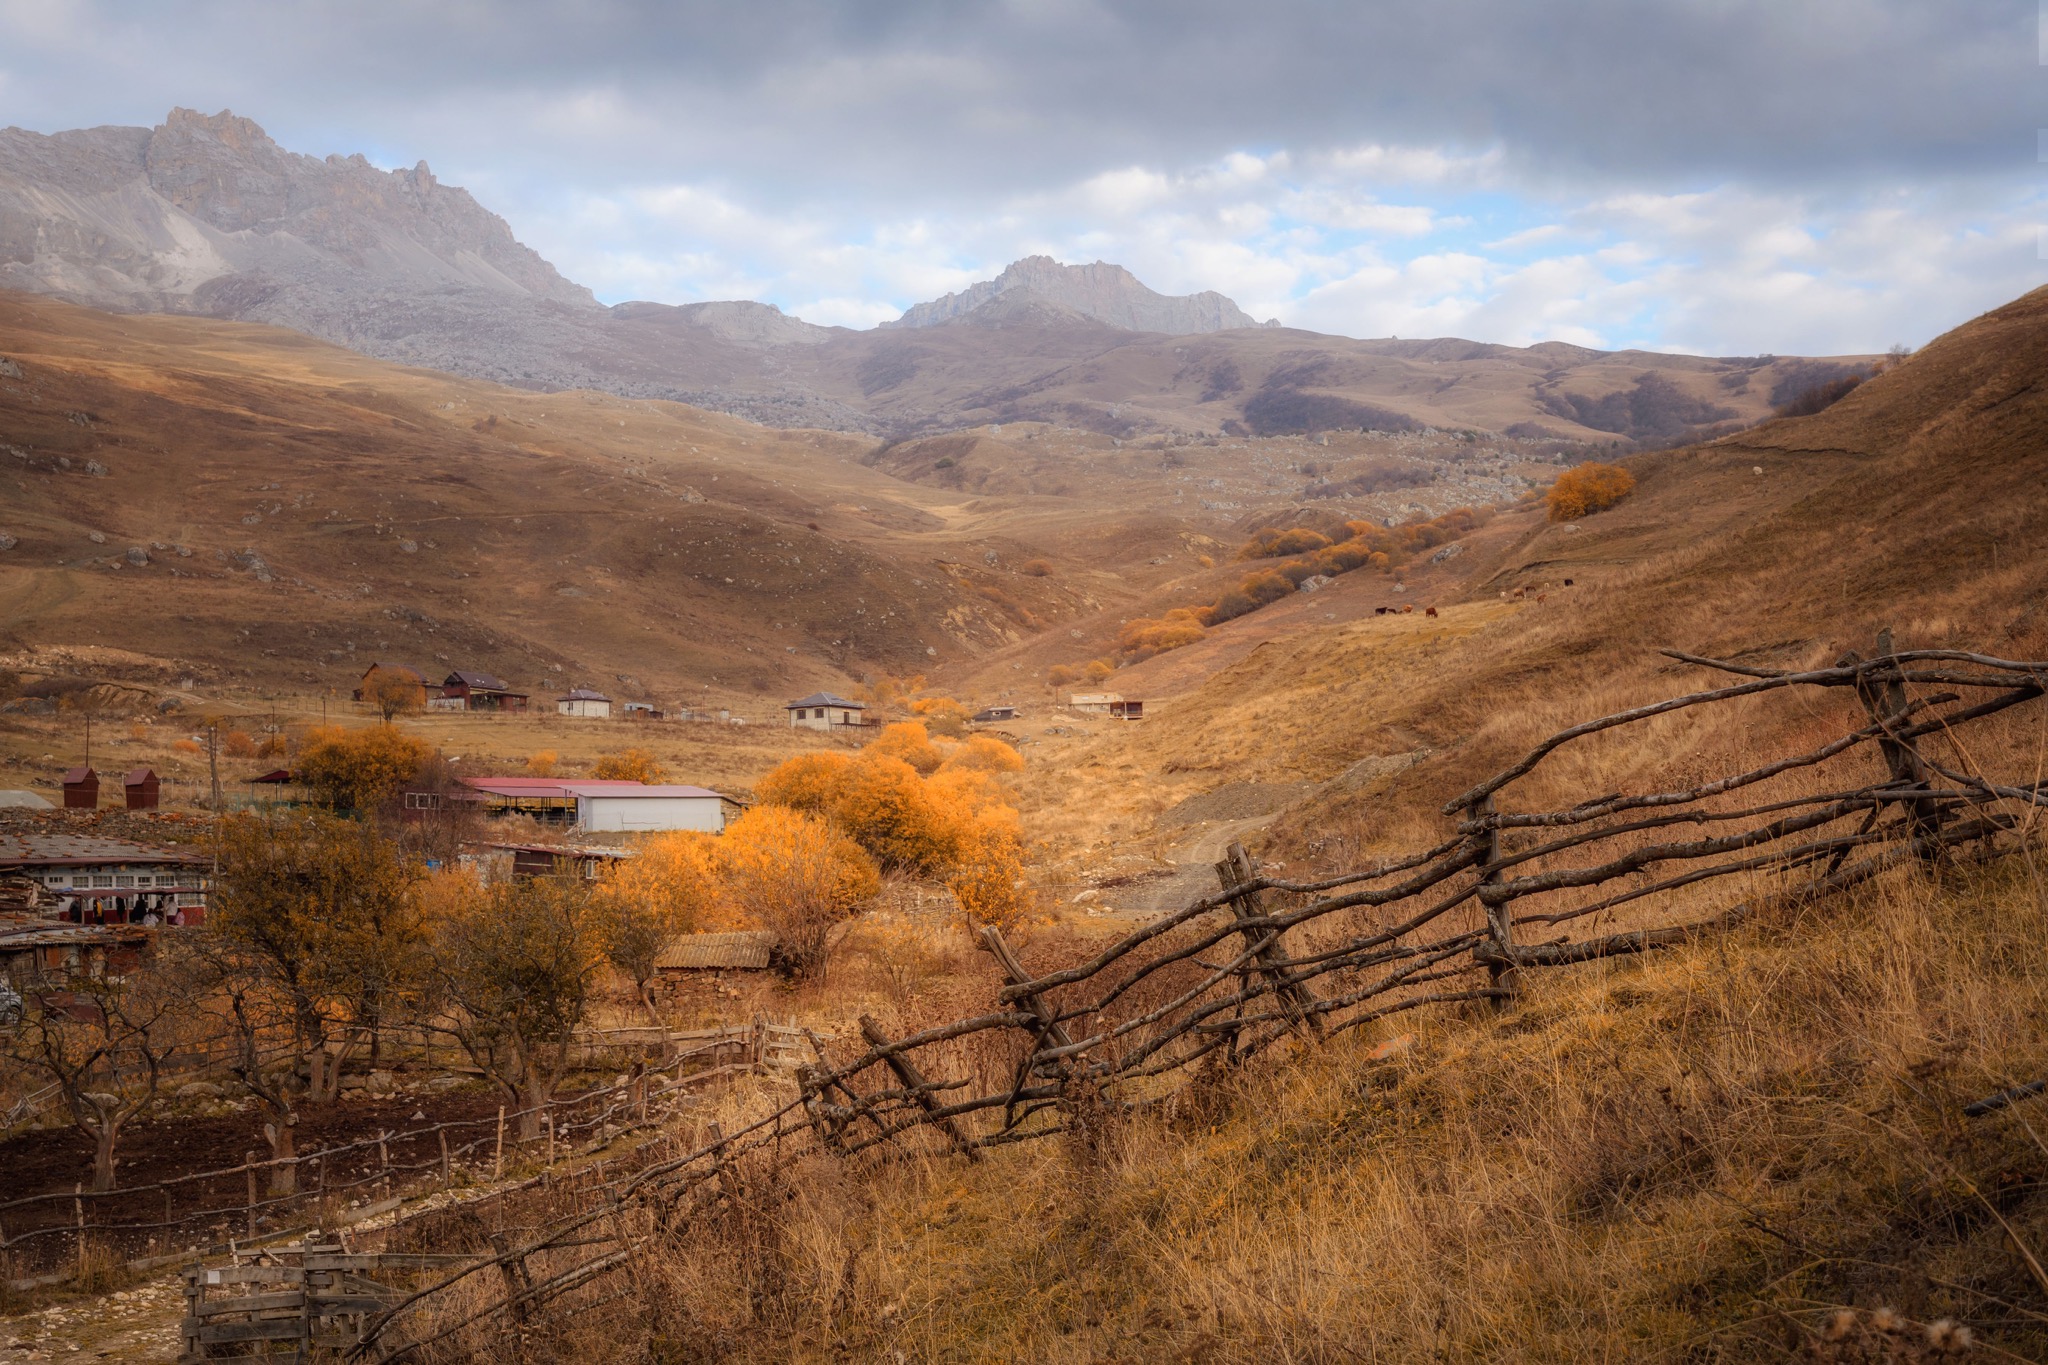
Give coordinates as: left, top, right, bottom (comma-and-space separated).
365, 1069, 398, 1095
178, 1081, 223, 1099
124, 546, 149, 566
0, 534, 16, 551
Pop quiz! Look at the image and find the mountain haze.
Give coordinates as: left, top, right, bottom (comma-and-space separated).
0, 110, 1868, 444
881, 255, 1275, 334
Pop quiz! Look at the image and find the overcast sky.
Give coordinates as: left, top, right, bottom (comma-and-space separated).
1, 0, 2042, 352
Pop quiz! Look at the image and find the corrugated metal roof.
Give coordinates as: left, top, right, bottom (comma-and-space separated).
655, 930, 776, 971
62, 767, 96, 784
124, 768, 156, 785
0, 834, 206, 869
559, 688, 612, 702
561, 783, 722, 799
785, 692, 864, 709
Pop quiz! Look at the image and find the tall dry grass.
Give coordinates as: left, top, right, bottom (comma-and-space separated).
478, 847, 2048, 1363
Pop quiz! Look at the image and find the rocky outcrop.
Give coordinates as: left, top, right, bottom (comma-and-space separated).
883, 256, 1277, 334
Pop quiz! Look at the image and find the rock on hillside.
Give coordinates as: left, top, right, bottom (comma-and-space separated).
883, 256, 1278, 335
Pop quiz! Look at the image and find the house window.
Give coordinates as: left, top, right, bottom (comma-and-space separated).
405, 792, 442, 810
115, 875, 136, 887
91, 875, 114, 888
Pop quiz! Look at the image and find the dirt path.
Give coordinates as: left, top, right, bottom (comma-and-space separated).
2, 1276, 185, 1362
1110, 815, 1273, 921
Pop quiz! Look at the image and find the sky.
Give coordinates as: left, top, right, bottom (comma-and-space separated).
0, 0, 2043, 353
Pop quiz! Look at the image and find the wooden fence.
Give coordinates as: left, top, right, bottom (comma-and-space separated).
332, 638, 2048, 1361
181, 1241, 476, 1363
2, 1019, 808, 1284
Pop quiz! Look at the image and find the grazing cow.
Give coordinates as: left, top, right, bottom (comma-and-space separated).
1425, 606, 1439, 618
1537, 593, 1548, 604
1401, 604, 1415, 614
1375, 606, 1389, 615
1512, 587, 1526, 599
1564, 578, 1575, 586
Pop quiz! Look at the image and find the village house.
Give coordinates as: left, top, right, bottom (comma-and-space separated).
557, 688, 614, 719
621, 701, 664, 721
1069, 692, 1145, 720
0, 833, 211, 921
437, 670, 530, 713
784, 692, 867, 730
969, 704, 1019, 724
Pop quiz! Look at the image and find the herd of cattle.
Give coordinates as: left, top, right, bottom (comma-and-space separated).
1373, 577, 1577, 619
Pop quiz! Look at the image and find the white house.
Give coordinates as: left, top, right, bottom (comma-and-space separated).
563, 783, 727, 833
784, 692, 867, 731
556, 688, 613, 719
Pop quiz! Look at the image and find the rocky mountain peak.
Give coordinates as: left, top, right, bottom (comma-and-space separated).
883, 255, 1277, 334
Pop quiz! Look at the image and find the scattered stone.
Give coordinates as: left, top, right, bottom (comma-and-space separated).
156, 696, 183, 713
0, 357, 20, 378
423, 1075, 464, 1093
398, 539, 418, 553
124, 546, 149, 566
87, 530, 107, 544
83, 459, 107, 476
177, 1081, 223, 1099
366, 1069, 397, 1095
0, 534, 15, 551
1430, 542, 1464, 563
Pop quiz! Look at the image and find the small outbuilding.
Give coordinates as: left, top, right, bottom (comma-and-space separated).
622, 702, 664, 721
61, 767, 98, 810
123, 767, 160, 811
441, 670, 529, 713
557, 688, 614, 719
969, 705, 1018, 724
655, 931, 777, 976
1070, 693, 1142, 720
784, 693, 866, 731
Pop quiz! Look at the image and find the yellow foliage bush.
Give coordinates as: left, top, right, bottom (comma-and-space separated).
1546, 462, 1637, 522
592, 747, 666, 784
943, 734, 1024, 775
831, 752, 962, 874
719, 806, 880, 977
222, 730, 256, 758
754, 751, 852, 815
295, 724, 432, 812
1047, 664, 1080, 687
1116, 607, 1208, 662
525, 750, 559, 778
869, 720, 945, 774
908, 696, 970, 738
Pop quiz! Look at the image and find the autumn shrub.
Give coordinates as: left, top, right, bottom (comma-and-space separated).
1546, 462, 1638, 522
525, 750, 559, 777
1238, 526, 1332, 560
870, 720, 947, 774
1047, 664, 1081, 687
909, 696, 971, 738
719, 806, 880, 978
1019, 558, 1054, 577
1083, 659, 1115, 684
754, 751, 852, 815
596, 830, 722, 1019
173, 738, 202, 756
947, 824, 1031, 927
831, 752, 963, 874
222, 730, 256, 758
944, 734, 1025, 775
295, 724, 433, 812
592, 747, 666, 784
1116, 608, 1209, 662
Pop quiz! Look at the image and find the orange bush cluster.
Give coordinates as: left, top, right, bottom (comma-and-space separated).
1546, 462, 1637, 522
1082, 506, 1492, 675
754, 721, 1032, 925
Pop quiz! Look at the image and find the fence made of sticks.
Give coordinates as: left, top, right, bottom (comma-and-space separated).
323, 638, 2048, 1362
0, 1020, 807, 1283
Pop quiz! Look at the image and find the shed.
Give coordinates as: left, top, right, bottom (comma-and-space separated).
622, 702, 664, 721
1069, 693, 1142, 720
970, 705, 1018, 723
123, 767, 160, 811
654, 931, 777, 975
784, 692, 866, 731
441, 670, 530, 713
557, 688, 613, 719
563, 783, 727, 833
62, 767, 98, 810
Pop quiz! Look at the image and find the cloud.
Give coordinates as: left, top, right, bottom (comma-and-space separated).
0, 2, 2035, 355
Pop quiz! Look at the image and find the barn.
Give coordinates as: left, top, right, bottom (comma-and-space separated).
461, 778, 729, 833
440, 671, 530, 713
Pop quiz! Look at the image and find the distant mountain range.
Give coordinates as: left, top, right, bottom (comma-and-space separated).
0, 109, 1864, 442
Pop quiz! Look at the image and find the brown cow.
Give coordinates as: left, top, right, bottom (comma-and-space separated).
1563, 578, 1575, 586
1401, 604, 1415, 614
1537, 593, 1548, 604
1425, 606, 1439, 617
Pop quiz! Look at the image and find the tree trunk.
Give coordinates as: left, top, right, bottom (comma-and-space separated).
91, 1121, 118, 1193
515, 1081, 547, 1142
638, 982, 673, 1061
264, 1114, 298, 1195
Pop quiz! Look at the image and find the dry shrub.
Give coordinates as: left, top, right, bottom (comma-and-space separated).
525, 749, 559, 777
172, 738, 202, 756
294, 723, 431, 811
1019, 558, 1054, 577
1117, 608, 1208, 662
1237, 526, 1333, 560
221, 729, 256, 758
1546, 461, 1637, 521
592, 746, 665, 783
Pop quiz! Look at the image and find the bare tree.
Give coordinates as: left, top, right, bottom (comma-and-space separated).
429, 877, 599, 1140
7, 965, 193, 1190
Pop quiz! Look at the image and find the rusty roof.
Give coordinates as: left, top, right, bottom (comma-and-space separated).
0, 834, 207, 869
62, 767, 96, 784
654, 931, 775, 972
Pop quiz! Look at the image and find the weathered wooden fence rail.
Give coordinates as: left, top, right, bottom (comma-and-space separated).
296, 640, 2048, 1361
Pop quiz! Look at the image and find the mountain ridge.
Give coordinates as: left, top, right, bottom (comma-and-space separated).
883, 255, 1277, 335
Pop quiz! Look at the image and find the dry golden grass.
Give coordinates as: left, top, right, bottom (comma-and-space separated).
586, 854, 2048, 1363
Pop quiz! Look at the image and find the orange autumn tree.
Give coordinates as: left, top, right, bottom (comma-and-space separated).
719, 807, 880, 978
295, 725, 432, 813
595, 831, 722, 1023
1547, 462, 1637, 522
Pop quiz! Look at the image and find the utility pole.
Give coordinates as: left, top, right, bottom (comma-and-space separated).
83, 712, 91, 771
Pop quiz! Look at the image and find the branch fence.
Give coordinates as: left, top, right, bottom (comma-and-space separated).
307, 637, 2048, 1363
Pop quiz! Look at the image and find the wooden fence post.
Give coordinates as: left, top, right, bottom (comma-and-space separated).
1214, 843, 1325, 1040
1473, 794, 1517, 1006
73, 1184, 85, 1279
244, 1154, 259, 1240
439, 1128, 451, 1189
1852, 627, 1942, 851
858, 1015, 980, 1161
495, 1106, 506, 1181
979, 925, 1076, 1078
544, 1112, 555, 1170
377, 1131, 391, 1200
